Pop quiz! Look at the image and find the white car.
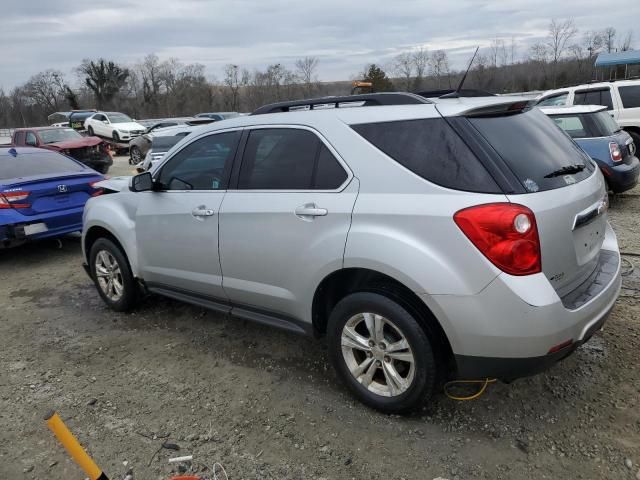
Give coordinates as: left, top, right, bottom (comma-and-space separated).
84, 112, 146, 143
536, 80, 640, 146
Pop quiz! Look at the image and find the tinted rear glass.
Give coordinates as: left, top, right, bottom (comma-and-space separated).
0, 151, 85, 179
468, 108, 595, 192
152, 135, 183, 151
574, 89, 613, 110
352, 118, 500, 193
618, 85, 640, 108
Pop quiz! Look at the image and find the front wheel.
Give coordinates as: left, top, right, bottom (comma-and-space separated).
87, 126, 94, 136
89, 238, 139, 311
130, 146, 142, 165
112, 131, 120, 143
327, 292, 438, 413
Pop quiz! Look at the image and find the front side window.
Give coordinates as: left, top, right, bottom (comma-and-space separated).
537, 92, 569, 106
618, 85, 640, 109
238, 128, 347, 190
156, 131, 240, 191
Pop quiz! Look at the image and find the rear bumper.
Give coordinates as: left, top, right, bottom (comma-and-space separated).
0, 207, 84, 248
602, 156, 640, 193
425, 226, 621, 380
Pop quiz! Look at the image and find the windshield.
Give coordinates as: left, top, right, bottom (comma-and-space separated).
468, 108, 596, 192
108, 113, 133, 123
38, 128, 83, 144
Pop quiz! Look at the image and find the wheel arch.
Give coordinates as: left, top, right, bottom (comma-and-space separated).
312, 267, 455, 373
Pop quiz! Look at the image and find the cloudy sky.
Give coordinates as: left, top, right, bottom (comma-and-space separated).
2, 0, 639, 89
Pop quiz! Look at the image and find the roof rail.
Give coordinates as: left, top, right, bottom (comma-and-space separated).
250, 92, 431, 115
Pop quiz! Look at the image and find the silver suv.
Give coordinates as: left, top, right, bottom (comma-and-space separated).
82, 93, 621, 413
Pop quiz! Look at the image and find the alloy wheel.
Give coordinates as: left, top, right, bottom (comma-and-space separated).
341, 312, 416, 397
94, 250, 124, 302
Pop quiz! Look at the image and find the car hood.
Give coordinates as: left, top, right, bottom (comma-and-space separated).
113, 122, 145, 131
44, 136, 103, 150
94, 176, 131, 192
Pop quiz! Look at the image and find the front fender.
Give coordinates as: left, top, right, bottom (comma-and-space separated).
82, 194, 140, 276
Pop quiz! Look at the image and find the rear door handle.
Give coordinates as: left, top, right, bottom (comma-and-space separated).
295, 203, 328, 218
192, 205, 215, 217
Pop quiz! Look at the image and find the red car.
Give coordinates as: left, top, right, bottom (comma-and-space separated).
11, 127, 113, 174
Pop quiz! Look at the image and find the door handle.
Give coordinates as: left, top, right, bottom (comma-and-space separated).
192, 206, 215, 217
295, 203, 328, 218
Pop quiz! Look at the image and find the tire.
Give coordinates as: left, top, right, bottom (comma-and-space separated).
130, 146, 142, 165
628, 130, 640, 152
327, 292, 438, 413
112, 131, 120, 142
89, 238, 139, 312
87, 126, 94, 136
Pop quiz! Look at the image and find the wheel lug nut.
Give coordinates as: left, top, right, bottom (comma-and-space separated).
384, 356, 391, 363
379, 342, 386, 350
368, 340, 375, 347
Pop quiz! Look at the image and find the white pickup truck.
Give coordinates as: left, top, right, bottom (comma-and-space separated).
537, 79, 640, 146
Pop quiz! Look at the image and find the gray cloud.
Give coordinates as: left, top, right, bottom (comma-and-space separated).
1, 0, 638, 89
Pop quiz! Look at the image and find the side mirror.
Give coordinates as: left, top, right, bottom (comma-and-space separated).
103, 120, 109, 124
130, 172, 154, 192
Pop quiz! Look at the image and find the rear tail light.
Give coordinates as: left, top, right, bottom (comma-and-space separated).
454, 203, 541, 276
89, 181, 103, 197
609, 142, 623, 162
0, 191, 31, 209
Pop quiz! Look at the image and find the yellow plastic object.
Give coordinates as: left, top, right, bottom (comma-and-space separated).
45, 411, 107, 480
443, 378, 497, 401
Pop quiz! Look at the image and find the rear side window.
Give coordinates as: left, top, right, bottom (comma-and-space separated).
468, 108, 596, 193
574, 89, 613, 110
352, 118, 500, 193
0, 151, 85, 179
618, 85, 640, 108
238, 128, 347, 190
537, 92, 569, 106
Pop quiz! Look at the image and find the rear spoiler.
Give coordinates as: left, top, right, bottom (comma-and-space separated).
461, 100, 535, 118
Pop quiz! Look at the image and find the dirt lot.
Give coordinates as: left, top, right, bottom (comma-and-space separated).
1, 156, 639, 480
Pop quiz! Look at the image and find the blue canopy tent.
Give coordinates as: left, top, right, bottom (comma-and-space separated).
594, 50, 640, 79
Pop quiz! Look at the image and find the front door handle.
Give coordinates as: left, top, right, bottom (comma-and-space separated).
295, 203, 328, 218
192, 205, 215, 217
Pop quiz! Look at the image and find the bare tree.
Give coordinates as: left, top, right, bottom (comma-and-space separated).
138, 54, 164, 111
223, 64, 241, 111
80, 59, 129, 109
618, 31, 633, 52
295, 56, 319, 96
394, 52, 414, 91
429, 50, 451, 88
603, 27, 616, 53
412, 47, 429, 90
547, 18, 577, 86
23, 70, 66, 112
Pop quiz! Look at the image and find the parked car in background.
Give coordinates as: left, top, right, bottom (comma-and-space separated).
139, 135, 185, 171
540, 105, 639, 193
11, 127, 113, 174
129, 118, 213, 164
536, 80, 640, 146
1, 147, 104, 248
68, 110, 97, 132
84, 112, 146, 143
194, 112, 240, 120
82, 93, 620, 413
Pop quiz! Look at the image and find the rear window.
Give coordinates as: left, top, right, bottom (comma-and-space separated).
0, 151, 85, 179
591, 111, 621, 136
351, 118, 500, 193
618, 85, 640, 108
468, 108, 595, 192
549, 111, 620, 138
550, 115, 588, 138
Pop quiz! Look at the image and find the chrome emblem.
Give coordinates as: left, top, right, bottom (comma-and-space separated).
57, 185, 68, 193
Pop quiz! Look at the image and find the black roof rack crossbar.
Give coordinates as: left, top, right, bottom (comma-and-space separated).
250, 92, 431, 115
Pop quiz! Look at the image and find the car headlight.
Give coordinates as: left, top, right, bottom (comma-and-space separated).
118, 129, 129, 134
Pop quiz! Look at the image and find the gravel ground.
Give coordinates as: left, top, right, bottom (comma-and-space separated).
0, 156, 639, 480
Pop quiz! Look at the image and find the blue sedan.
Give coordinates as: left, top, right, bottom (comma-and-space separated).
541, 105, 640, 193
1, 147, 104, 248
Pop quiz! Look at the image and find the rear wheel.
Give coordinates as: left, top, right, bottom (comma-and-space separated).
89, 238, 139, 312
627, 130, 640, 150
328, 292, 438, 413
87, 126, 94, 136
130, 146, 142, 165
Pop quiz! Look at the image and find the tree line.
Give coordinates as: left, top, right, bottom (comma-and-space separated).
0, 19, 634, 128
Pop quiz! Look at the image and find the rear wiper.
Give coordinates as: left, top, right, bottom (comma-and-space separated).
544, 164, 585, 178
